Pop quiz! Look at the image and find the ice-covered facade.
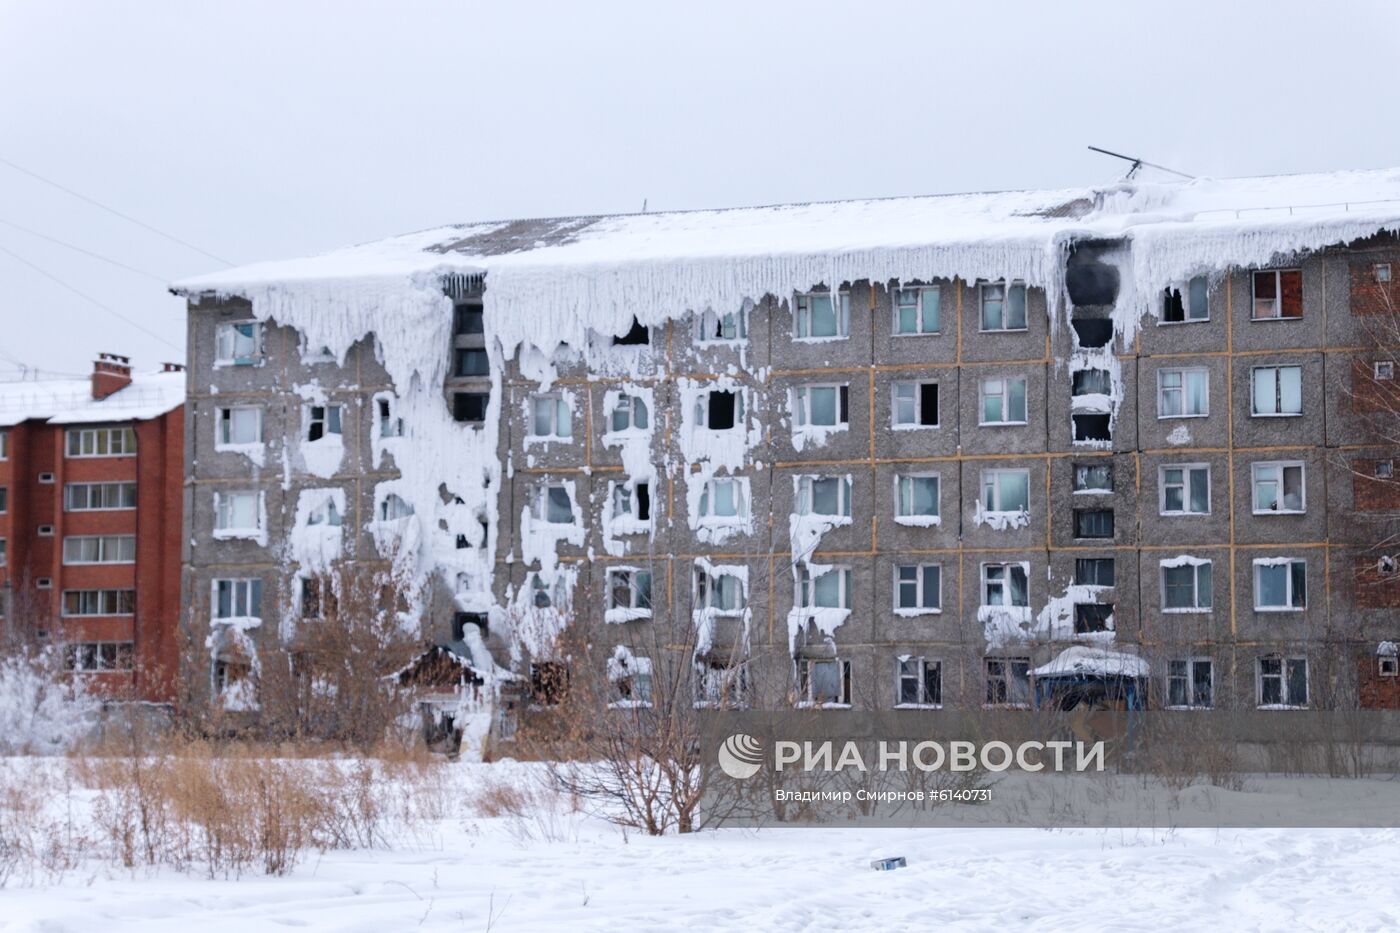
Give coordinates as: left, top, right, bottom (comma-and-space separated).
175, 167, 1400, 718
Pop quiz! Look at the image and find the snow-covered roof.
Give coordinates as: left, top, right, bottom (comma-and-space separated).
0, 370, 185, 428
1033, 647, 1150, 680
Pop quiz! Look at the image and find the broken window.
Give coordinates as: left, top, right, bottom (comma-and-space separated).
1074, 508, 1114, 539
613, 317, 650, 345
1072, 369, 1112, 396
984, 657, 1031, 707
695, 567, 745, 612
608, 654, 653, 706
981, 469, 1030, 513
982, 563, 1029, 608
697, 389, 741, 430
300, 577, 323, 619
1162, 276, 1210, 323
1071, 317, 1113, 348
796, 475, 851, 517
1158, 368, 1209, 418
796, 658, 851, 705
611, 481, 651, 523
696, 308, 747, 343
895, 474, 940, 523
215, 491, 261, 533
897, 657, 942, 706
215, 321, 262, 365
1163, 560, 1212, 611
792, 384, 848, 428
217, 407, 261, 446
529, 573, 555, 609
611, 394, 650, 433
453, 302, 484, 336
1072, 414, 1112, 443
1073, 603, 1113, 633
1075, 558, 1115, 587
1161, 464, 1211, 515
1258, 657, 1308, 707
1251, 366, 1303, 416
697, 477, 748, 523
530, 395, 572, 439
306, 404, 343, 442
454, 348, 490, 377
1073, 463, 1113, 493
1252, 269, 1303, 320
63, 641, 134, 673
892, 381, 939, 427
1252, 462, 1305, 513
379, 493, 414, 521
452, 612, 488, 641
1254, 559, 1307, 610
979, 376, 1027, 425
213, 578, 262, 619
895, 564, 941, 612
452, 391, 489, 423
377, 397, 404, 438
893, 285, 940, 334
695, 660, 749, 708
608, 569, 652, 613
532, 484, 575, 524
530, 661, 570, 705
980, 281, 1027, 331
1380, 655, 1398, 677
307, 495, 341, 526
794, 290, 850, 339
1168, 659, 1214, 708
797, 566, 853, 609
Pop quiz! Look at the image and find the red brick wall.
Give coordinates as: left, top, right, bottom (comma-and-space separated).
1359, 653, 1400, 709
1348, 357, 1400, 414
1353, 557, 1400, 608
1349, 262, 1400, 315
1352, 459, 1400, 512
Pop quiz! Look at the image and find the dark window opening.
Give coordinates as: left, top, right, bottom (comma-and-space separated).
613, 317, 650, 345
455, 534, 469, 550
1163, 287, 1186, 322
1065, 253, 1120, 306
1072, 369, 1112, 396
531, 661, 570, 705
452, 611, 488, 641
453, 391, 490, 423
301, 578, 322, 619
479, 517, 490, 547
454, 348, 489, 377
1074, 508, 1115, 539
1071, 317, 1114, 348
454, 304, 484, 336
636, 482, 651, 521
919, 383, 939, 426
1074, 603, 1113, 634
708, 391, 737, 430
839, 385, 850, 423
1073, 413, 1112, 442
1073, 463, 1113, 492
1074, 557, 1115, 587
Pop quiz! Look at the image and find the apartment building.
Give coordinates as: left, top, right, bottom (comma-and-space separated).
0, 355, 185, 703
174, 169, 1400, 719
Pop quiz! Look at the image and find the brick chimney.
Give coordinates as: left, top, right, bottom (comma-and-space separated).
92, 352, 133, 400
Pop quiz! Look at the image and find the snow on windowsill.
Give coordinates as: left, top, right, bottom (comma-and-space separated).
604, 607, 652, 624
213, 526, 268, 547
893, 607, 942, 618
895, 514, 941, 528
973, 503, 1031, 530
215, 441, 266, 468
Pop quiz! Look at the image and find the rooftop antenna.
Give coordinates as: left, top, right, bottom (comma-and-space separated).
1087, 145, 1195, 181
641, 198, 648, 213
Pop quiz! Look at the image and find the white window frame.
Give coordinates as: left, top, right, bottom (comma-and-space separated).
216, 406, 262, 447
62, 588, 136, 617
1251, 461, 1306, 514
1161, 560, 1213, 613
1250, 365, 1303, 417
65, 641, 135, 674
375, 395, 404, 438
694, 387, 745, 431
1157, 368, 1209, 419
529, 394, 572, 441
980, 469, 1030, 514
1166, 658, 1214, 710
793, 290, 850, 340
796, 566, 853, 610
530, 484, 576, 525
214, 320, 263, 365
694, 567, 746, 614
610, 480, 652, 527
891, 381, 939, 429
795, 657, 852, 707
984, 657, 1032, 708
894, 473, 940, 524
1158, 464, 1211, 516
697, 476, 749, 525
1375, 361, 1395, 381
795, 475, 852, 518
1375, 263, 1392, 284
1161, 275, 1210, 324
981, 562, 1030, 608
214, 490, 263, 535
892, 285, 941, 335
895, 656, 943, 708
65, 426, 137, 458
1072, 463, 1113, 493
609, 393, 650, 434
979, 280, 1028, 332
1253, 559, 1308, 612
64, 481, 137, 512
894, 563, 942, 614
978, 376, 1027, 426
304, 403, 344, 441
62, 535, 136, 565
212, 577, 262, 620
1257, 656, 1309, 708
695, 308, 748, 344
791, 384, 848, 429
607, 568, 653, 613
1251, 269, 1302, 321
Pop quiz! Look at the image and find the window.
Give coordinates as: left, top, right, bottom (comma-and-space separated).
1162, 560, 1213, 611
64, 482, 137, 511
454, 302, 483, 336
1379, 460, 1395, 479
611, 481, 652, 524
0, 430, 7, 459
1075, 558, 1115, 587
37, 525, 54, 537
1252, 270, 1303, 320
63, 642, 134, 673
1258, 657, 1308, 707
892, 382, 939, 428
796, 658, 851, 706
215, 491, 261, 534
982, 563, 1029, 608
300, 577, 324, 619
1073, 463, 1113, 493
696, 308, 747, 343
985, 657, 1031, 707
1380, 656, 1399, 677
696, 389, 743, 431
1072, 414, 1112, 443
794, 290, 850, 339
453, 391, 489, 423
530, 395, 572, 440
698, 477, 749, 523
62, 535, 135, 564
1072, 369, 1112, 396
217, 407, 261, 446
305, 404, 343, 442
893, 285, 940, 335
610, 394, 650, 433
1074, 604, 1113, 633
894, 564, 941, 613
1168, 659, 1213, 709
792, 385, 849, 428
215, 321, 262, 364
1160, 465, 1210, 515
1162, 276, 1209, 323
1376, 263, 1393, 284
66, 426, 137, 457
1251, 366, 1303, 416
613, 317, 650, 345
454, 348, 489, 377
531, 484, 575, 524
307, 496, 342, 526
1252, 462, 1305, 513
36, 578, 52, 589
376, 397, 404, 438
981, 469, 1030, 514
0, 539, 5, 566
0, 487, 6, 512
796, 475, 851, 518
979, 377, 1027, 425
608, 654, 653, 706
797, 566, 853, 610
38, 472, 54, 484
695, 661, 750, 708
607, 569, 653, 613
1074, 509, 1114, 539
528, 573, 558, 609
1158, 368, 1209, 418
213, 578, 262, 619
62, 589, 135, 616
1375, 360, 1396, 381
530, 662, 570, 705
1254, 559, 1307, 610
695, 567, 746, 612
897, 657, 942, 707
980, 281, 1028, 331
895, 474, 940, 524
378, 493, 414, 521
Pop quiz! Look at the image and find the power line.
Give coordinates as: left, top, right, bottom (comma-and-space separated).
0, 217, 169, 282
0, 241, 182, 351
0, 154, 234, 266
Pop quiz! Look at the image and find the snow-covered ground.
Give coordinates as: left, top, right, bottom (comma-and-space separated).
3, 760, 1398, 932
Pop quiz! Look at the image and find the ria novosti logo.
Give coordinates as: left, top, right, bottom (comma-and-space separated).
717, 733, 764, 779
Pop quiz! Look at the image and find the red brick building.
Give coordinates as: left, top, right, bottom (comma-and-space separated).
0, 355, 184, 703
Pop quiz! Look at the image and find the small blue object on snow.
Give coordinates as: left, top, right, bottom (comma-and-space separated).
870, 857, 907, 871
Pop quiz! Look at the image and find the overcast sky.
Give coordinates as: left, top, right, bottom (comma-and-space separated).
1, 0, 1396, 375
